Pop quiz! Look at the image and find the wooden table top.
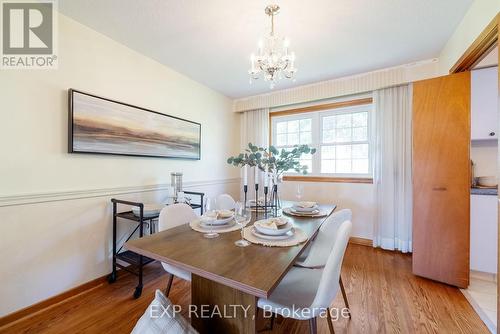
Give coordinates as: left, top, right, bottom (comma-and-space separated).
125, 202, 336, 298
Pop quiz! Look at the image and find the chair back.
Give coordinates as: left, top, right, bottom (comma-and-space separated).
311, 219, 352, 309
299, 209, 352, 267
216, 194, 236, 210
158, 203, 197, 232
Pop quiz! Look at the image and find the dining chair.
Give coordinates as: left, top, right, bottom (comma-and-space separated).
257, 219, 352, 334
296, 209, 352, 267
158, 203, 197, 296
215, 193, 236, 210
295, 209, 352, 317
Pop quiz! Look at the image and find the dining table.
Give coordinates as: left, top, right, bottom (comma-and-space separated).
125, 201, 337, 334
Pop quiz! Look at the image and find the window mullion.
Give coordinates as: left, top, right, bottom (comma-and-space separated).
312, 112, 321, 174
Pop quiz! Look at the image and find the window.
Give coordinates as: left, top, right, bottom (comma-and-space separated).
271, 101, 373, 180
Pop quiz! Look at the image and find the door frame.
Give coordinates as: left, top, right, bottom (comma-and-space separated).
450, 13, 499, 331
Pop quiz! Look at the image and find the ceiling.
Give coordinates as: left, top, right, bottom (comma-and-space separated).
59, 0, 473, 98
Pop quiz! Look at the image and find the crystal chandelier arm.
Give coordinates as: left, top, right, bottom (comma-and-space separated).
248, 4, 296, 89
270, 10, 275, 36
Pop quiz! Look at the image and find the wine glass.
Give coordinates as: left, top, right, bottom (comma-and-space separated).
234, 201, 252, 247
296, 184, 303, 202
203, 196, 219, 239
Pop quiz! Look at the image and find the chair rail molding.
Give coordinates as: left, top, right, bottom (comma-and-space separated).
0, 178, 241, 207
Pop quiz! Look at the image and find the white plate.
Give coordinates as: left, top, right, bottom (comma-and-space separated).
290, 207, 320, 215
283, 207, 326, 217
200, 219, 235, 229
132, 204, 165, 217
292, 205, 319, 212
254, 221, 293, 236
200, 215, 234, 225
251, 227, 294, 240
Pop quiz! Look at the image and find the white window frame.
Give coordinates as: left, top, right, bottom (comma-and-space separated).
271, 103, 374, 179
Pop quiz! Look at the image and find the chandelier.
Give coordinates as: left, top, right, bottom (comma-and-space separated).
249, 4, 297, 89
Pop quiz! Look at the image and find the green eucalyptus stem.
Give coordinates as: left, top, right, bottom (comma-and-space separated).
227, 142, 317, 177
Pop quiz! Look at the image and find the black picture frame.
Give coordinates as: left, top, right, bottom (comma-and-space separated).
68, 89, 201, 160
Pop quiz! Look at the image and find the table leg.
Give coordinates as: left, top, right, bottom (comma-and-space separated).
191, 274, 256, 334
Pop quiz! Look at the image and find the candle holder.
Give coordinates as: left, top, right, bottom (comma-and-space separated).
264, 186, 269, 219
245, 182, 280, 218
254, 183, 259, 216
243, 185, 248, 208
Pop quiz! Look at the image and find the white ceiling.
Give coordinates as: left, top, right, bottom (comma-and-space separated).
59, 0, 473, 98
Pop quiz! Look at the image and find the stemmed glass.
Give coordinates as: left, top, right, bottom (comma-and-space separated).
203, 196, 219, 239
234, 201, 252, 247
296, 184, 303, 202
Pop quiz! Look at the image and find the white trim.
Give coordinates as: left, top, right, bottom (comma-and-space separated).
461, 288, 496, 334
0, 178, 241, 207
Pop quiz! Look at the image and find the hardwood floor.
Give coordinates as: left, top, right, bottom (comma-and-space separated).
0, 244, 489, 334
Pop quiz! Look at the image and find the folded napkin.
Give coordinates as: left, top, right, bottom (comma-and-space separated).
295, 201, 317, 208
255, 217, 288, 230
217, 210, 233, 218
203, 210, 233, 220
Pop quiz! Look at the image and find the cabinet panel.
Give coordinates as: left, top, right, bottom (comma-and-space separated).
471, 67, 498, 140
470, 195, 498, 273
412, 72, 471, 288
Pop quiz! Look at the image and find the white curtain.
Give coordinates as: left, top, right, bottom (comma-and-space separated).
240, 108, 269, 185
373, 85, 413, 253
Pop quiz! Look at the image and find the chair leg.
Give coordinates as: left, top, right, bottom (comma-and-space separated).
165, 273, 174, 297
269, 313, 275, 331
326, 308, 335, 334
257, 310, 275, 332
339, 276, 351, 319
309, 317, 317, 334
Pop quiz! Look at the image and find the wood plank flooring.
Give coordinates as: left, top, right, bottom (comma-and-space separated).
0, 244, 489, 333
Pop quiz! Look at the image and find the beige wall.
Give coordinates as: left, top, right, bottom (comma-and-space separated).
0, 14, 240, 316
439, 0, 500, 74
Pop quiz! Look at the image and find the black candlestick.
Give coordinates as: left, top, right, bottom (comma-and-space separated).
255, 184, 259, 217
243, 184, 248, 208
264, 186, 268, 219
273, 184, 278, 216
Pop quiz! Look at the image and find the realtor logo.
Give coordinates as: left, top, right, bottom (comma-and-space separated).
1, 0, 58, 69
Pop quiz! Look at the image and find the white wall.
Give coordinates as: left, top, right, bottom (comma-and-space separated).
0, 14, 240, 317
279, 181, 374, 240
439, 0, 500, 74
472, 143, 499, 177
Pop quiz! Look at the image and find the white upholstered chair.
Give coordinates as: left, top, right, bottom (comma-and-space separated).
215, 193, 236, 210
296, 209, 353, 267
257, 218, 352, 334
158, 203, 197, 296
295, 209, 352, 319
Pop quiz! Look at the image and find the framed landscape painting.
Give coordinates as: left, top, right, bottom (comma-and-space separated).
68, 89, 201, 159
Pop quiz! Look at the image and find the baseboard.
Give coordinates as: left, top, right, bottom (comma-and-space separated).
470, 270, 497, 283
349, 237, 372, 247
0, 273, 109, 328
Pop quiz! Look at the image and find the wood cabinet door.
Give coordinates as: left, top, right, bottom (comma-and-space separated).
412, 71, 471, 288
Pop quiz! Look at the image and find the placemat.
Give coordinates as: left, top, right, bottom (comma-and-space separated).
189, 219, 242, 233
242, 226, 308, 247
